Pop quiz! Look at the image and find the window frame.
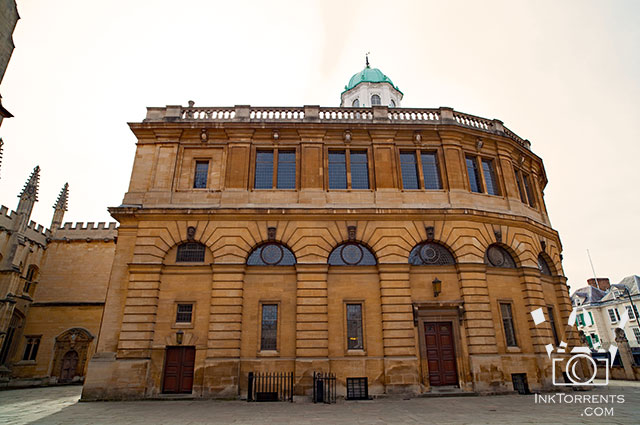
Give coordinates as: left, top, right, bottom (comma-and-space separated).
398, 149, 444, 191
176, 242, 206, 263
465, 154, 504, 197
547, 306, 560, 346
193, 159, 210, 189
251, 147, 298, 190
633, 327, 640, 344
499, 301, 519, 348
626, 305, 639, 321
344, 302, 365, 352
326, 148, 372, 191
22, 335, 41, 362
258, 301, 280, 354
23, 265, 38, 294
608, 308, 620, 323
175, 303, 194, 326
513, 166, 537, 208
370, 94, 381, 105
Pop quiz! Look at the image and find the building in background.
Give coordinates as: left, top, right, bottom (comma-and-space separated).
0, 0, 19, 126
572, 276, 640, 349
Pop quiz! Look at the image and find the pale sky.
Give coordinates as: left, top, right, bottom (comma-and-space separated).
0, 0, 638, 291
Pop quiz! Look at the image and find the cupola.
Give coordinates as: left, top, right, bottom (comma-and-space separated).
340, 56, 403, 108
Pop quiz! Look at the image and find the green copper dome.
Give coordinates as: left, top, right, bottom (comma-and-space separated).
343, 66, 403, 94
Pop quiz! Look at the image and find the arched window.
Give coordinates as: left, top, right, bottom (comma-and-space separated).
485, 245, 516, 268
176, 242, 206, 262
23, 265, 39, 293
247, 242, 296, 266
538, 254, 552, 276
390, 99, 396, 108
409, 242, 455, 266
371, 94, 381, 106
352, 99, 360, 107
328, 242, 376, 266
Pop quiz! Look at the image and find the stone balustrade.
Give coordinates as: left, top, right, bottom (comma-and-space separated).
143, 103, 531, 150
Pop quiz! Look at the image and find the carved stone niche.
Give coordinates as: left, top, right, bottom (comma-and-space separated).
51, 328, 94, 383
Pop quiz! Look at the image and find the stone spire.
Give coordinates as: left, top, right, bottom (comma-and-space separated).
15, 165, 40, 232
50, 182, 68, 231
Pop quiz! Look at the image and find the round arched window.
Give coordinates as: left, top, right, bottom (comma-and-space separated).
409, 242, 455, 266
371, 94, 381, 106
485, 245, 517, 268
390, 99, 396, 108
328, 242, 376, 266
352, 99, 360, 107
247, 242, 296, 266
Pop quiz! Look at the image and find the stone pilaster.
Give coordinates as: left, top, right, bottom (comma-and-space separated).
377, 263, 419, 393
520, 267, 551, 354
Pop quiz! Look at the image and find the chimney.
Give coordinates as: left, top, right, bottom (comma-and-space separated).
587, 278, 610, 291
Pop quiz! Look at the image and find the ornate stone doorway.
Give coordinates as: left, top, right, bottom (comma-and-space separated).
51, 328, 94, 383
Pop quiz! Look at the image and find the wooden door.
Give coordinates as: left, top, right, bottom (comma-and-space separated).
424, 322, 458, 386
60, 350, 79, 383
162, 346, 195, 394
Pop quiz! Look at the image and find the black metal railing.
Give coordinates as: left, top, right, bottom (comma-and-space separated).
247, 371, 294, 402
312, 372, 336, 404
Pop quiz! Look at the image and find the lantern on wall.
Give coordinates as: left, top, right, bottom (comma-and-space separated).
432, 277, 442, 298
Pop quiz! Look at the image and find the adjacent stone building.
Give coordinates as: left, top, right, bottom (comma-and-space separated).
2, 63, 576, 398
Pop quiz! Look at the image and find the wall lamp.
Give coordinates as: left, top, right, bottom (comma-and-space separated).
432, 278, 442, 298
176, 329, 184, 345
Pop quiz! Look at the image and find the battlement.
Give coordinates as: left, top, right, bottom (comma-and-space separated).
53, 222, 118, 241
27, 220, 48, 236
0, 204, 17, 221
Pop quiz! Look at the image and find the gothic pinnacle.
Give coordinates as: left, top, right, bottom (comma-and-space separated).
19, 165, 40, 202
53, 182, 69, 211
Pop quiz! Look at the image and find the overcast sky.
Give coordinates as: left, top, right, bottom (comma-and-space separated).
0, 0, 638, 291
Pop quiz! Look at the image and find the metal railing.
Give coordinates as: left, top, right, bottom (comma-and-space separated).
247, 371, 294, 402
312, 372, 336, 404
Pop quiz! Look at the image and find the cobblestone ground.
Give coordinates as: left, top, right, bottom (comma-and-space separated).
1, 380, 639, 424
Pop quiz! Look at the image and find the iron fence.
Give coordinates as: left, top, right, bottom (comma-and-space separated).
312, 372, 336, 404
247, 371, 294, 402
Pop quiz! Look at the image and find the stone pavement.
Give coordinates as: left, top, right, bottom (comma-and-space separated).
1, 380, 639, 425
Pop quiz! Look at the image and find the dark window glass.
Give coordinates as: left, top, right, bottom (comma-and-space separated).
466, 156, 482, 193
350, 151, 369, 189
352, 99, 360, 107
22, 337, 40, 361
255, 150, 274, 189
400, 152, 420, 190
346, 377, 368, 400
176, 243, 206, 262
246, 243, 296, 266
390, 99, 396, 108
346, 304, 364, 349
328, 151, 347, 189
485, 245, 517, 268
194, 161, 209, 189
500, 303, 518, 347
522, 173, 536, 207
24, 265, 38, 293
277, 150, 296, 189
481, 159, 500, 196
328, 243, 376, 266
538, 254, 552, 276
547, 307, 560, 346
409, 242, 455, 265
514, 168, 527, 203
261, 304, 278, 350
176, 304, 193, 323
371, 94, 381, 105
421, 152, 442, 190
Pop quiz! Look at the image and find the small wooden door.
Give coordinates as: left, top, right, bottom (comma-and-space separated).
162, 346, 195, 394
424, 322, 458, 386
60, 350, 79, 383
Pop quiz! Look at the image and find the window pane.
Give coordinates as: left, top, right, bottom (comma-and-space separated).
634, 328, 640, 344
261, 304, 278, 350
176, 304, 193, 323
194, 161, 208, 188
608, 309, 617, 323
347, 304, 363, 349
255, 150, 274, 189
420, 152, 442, 190
400, 152, 419, 189
514, 168, 527, 203
328, 151, 347, 189
371, 94, 381, 105
500, 303, 518, 347
547, 307, 560, 346
176, 243, 206, 262
522, 173, 536, 207
350, 151, 369, 189
481, 159, 499, 195
466, 157, 482, 193
277, 150, 296, 189
352, 99, 360, 107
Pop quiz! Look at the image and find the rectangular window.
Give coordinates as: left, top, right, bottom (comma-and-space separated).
591, 333, 599, 343
193, 161, 209, 189
481, 159, 500, 196
276, 150, 296, 189
588, 311, 594, 326
626, 305, 639, 320
547, 307, 560, 346
522, 172, 536, 207
346, 304, 364, 350
346, 377, 368, 400
513, 168, 527, 203
577, 313, 585, 327
500, 303, 518, 347
176, 303, 193, 323
633, 328, 640, 344
421, 152, 442, 190
254, 150, 274, 189
585, 334, 593, 348
608, 308, 620, 323
400, 152, 420, 189
260, 304, 278, 351
349, 151, 369, 189
466, 156, 482, 193
328, 150, 347, 189
22, 336, 40, 361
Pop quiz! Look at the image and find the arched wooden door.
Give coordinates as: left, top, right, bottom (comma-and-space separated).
60, 350, 79, 383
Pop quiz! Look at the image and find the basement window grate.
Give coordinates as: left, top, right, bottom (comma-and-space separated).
346, 377, 368, 400
511, 373, 530, 395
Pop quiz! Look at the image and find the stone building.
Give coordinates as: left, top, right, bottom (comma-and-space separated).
1, 63, 576, 398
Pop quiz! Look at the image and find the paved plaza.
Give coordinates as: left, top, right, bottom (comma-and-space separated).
0, 380, 639, 424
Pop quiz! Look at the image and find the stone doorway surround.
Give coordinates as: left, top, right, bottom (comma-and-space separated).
413, 300, 472, 392
51, 328, 94, 383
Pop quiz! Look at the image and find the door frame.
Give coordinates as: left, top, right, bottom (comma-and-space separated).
162, 346, 196, 394
413, 301, 470, 390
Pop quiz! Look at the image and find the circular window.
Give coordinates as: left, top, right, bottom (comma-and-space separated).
487, 246, 506, 267
260, 243, 284, 265
419, 244, 440, 264
340, 243, 364, 265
